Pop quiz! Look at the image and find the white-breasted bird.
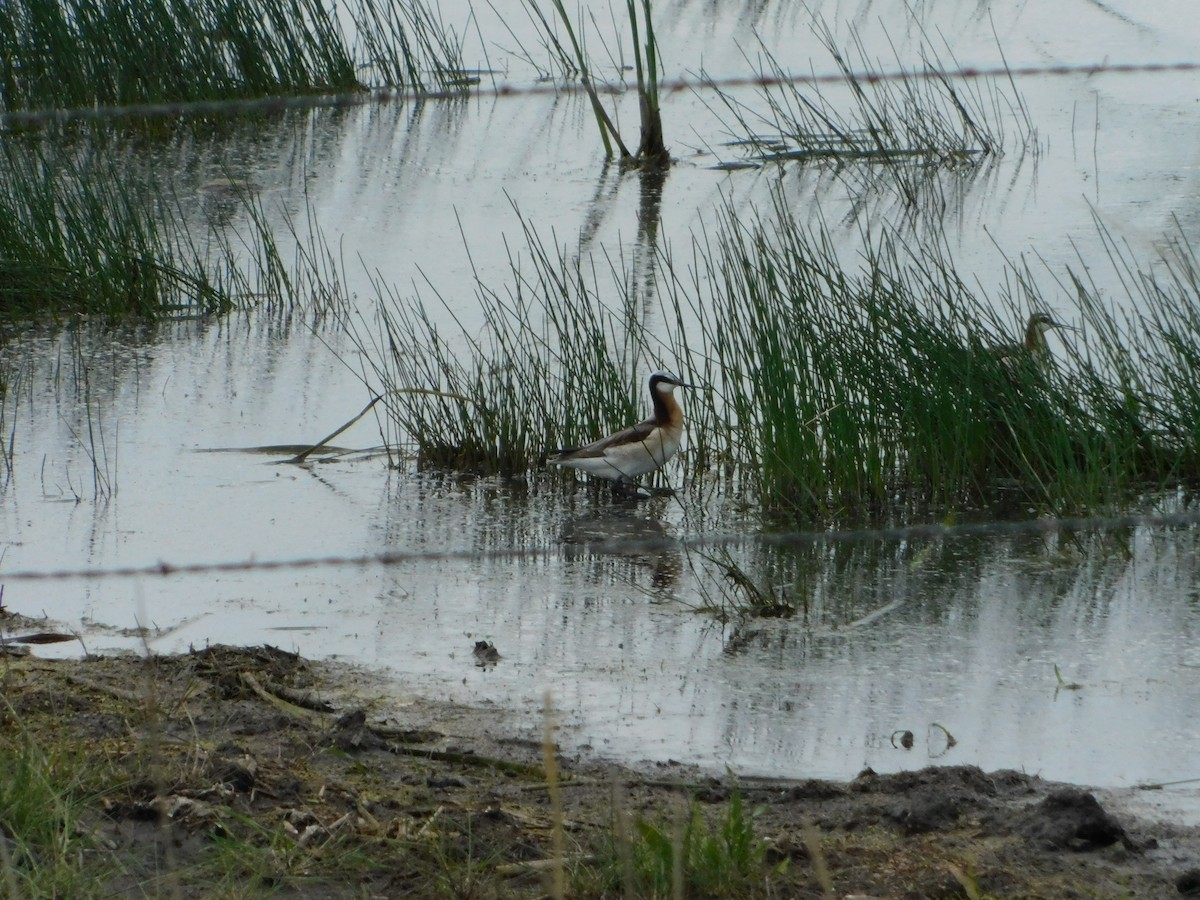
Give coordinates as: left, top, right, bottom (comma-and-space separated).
548, 372, 697, 489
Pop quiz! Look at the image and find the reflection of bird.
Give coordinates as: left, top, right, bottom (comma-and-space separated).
548, 372, 697, 489
559, 508, 680, 588
993, 313, 1076, 367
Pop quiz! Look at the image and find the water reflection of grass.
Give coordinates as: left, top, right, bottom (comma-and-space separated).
353, 188, 1200, 524
0, 0, 464, 111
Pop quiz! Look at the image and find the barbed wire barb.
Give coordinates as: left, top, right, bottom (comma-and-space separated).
2, 508, 1197, 584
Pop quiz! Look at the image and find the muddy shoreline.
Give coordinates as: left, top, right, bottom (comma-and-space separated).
3, 643, 1199, 897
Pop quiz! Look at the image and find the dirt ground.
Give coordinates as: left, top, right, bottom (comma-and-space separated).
2, 639, 1199, 898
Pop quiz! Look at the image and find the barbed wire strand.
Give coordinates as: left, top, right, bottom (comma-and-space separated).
2, 508, 1197, 584
3, 56, 1199, 581
1, 59, 1197, 129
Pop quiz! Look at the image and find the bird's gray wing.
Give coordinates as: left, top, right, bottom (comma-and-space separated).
554, 416, 656, 458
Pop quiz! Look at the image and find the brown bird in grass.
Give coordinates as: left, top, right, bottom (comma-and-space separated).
993, 312, 1076, 367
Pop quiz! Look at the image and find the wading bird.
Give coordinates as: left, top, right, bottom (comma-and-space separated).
994, 312, 1076, 367
548, 372, 698, 493
980, 312, 1078, 480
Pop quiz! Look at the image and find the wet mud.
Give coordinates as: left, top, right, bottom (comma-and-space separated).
2, 644, 1198, 897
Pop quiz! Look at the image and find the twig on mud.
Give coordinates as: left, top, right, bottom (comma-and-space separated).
496, 855, 597, 876
240, 670, 328, 722
544, 690, 566, 899
804, 823, 836, 898
513, 776, 605, 792
65, 673, 146, 705
414, 804, 444, 840
355, 798, 382, 831
370, 723, 443, 743
5, 631, 76, 644
1135, 775, 1200, 790
261, 680, 334, 712
385, 744, 548, 779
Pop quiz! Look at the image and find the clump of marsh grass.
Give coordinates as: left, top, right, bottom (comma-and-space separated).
681, 547, 799, 623
626, 0, 667, 162
0, 0, 465, 114
0, 139, 229, 319
345, 183, 1200, 523
701, 18, 1033, 209
521, 0, 667, 164
0, 137, 336, 321
593, 788, 778, 897
347, 0, 471, 91
1050, 216, 1200, 479
343, 208, 694, 481
678, 536, 924, 635
0, 729, 112, 896
669, 192, 1178, 520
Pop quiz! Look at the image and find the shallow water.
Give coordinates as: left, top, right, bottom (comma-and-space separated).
4, 0, 1200, 806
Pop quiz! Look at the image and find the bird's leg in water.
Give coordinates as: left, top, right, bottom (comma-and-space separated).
612, 479, 650, 499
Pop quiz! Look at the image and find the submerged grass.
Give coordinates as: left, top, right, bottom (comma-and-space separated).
0, 0, 465, 112
701, 16, 1034, 213
351, 185, 1200, 524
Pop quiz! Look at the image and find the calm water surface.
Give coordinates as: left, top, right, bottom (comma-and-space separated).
3, 0, 1200, 807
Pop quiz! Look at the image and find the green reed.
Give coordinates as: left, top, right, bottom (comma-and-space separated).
348, 0, 469, 91
596, 790, 774, 898
671, 193, 1195, 520
0, 139, 222, 319
521, 0, 666, 163
0, 137, 317, 321
0, 0, 464, 113
353, 185, 1200, 523
344, 209, 684, 479
0, 733, 110, 897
